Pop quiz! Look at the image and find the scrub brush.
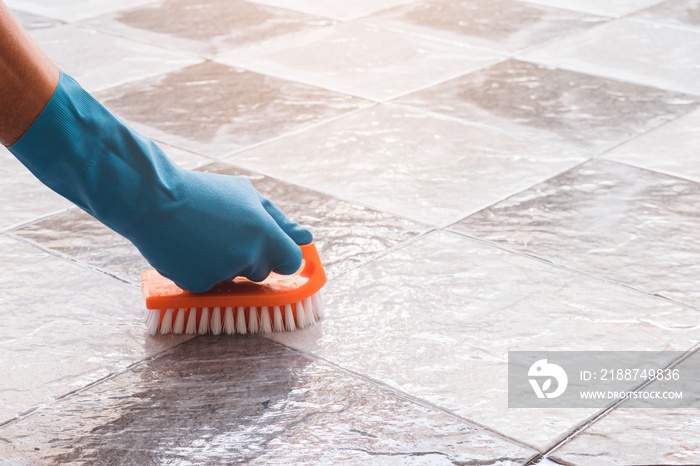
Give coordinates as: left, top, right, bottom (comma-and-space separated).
141, 242, 326, 335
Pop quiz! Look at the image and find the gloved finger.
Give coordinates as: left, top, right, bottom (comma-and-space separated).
256, 209, 304, 276
258, 194, 313, 245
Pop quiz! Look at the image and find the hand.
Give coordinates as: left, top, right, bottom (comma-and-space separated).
131, 168, 312, 292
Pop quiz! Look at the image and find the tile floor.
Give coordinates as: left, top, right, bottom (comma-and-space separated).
2, 0, 699, 464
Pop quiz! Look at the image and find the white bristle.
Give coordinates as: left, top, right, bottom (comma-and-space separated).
284, 304, 296, 332
146, 309, 160, 335
173, 308, 186, 334
236, 306, 247, 334
211, 307, 222, 335
260, 306, 272, 333
224, 307, 235, 335
186, 308, 198, 334
198, 307, 210, 334
312, 293, 325, 320
273, 306, 284, 332
303, 297, 315, 325
295, 301, 306, 328
160, 309, 173, 334
248, 306, 259, 334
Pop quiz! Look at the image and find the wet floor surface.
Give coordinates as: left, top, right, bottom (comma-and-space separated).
2, 0, 700, 465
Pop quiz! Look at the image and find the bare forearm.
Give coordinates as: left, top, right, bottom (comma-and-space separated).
0, 0, 58, 146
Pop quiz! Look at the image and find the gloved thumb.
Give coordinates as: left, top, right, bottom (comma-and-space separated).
258, 194, 313, 245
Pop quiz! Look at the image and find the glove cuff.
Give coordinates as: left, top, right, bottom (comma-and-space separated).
8, 71, 182, 236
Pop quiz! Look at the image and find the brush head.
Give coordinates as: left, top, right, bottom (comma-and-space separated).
141, 242, 326, 335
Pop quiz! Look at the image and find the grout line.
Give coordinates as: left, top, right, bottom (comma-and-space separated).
599, 157, 700, 186
541, 344, 700, 462
325, 228, 436, 281
0, 335, 198, 430
263, 337, 542, 454
448, 228, 700, 314
2, 206, 78, 234
7, 232, 138, 288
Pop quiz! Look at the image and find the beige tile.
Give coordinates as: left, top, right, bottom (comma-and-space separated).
604, 107, 700, 182
453, 159, 700, 309
10, 8, 62, 29
246, 0, 418, 20
395, 59, 698, 153
0, 235, 191, 424
217, 23, 503, 101
632, 0, 700, 30
553, 352, 700, 465
267, 230, 700, 450
0, 147, 73, 232
522, 20, 700, 96
96, 60, 369, 157
84, 0, 335, 58
5, 0, 160, 22
520, 0, 664, 17
28, 24, 201, 92
227, 104, 587, 226
0, 337, 537, 464
366, 0, 609, 53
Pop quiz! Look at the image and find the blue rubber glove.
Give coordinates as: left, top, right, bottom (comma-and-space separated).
8, 71, 312, 292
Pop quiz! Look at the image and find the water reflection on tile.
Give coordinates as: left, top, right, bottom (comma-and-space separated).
604, 108, 700, 182
395, 59, 698, 153
0, 235, 190, 424
13, 209, 148, 285
366, 0, 608, 54
633, 0, 700, 29
217, 23, 503, 101
0, 337, 536, 464
268, 230, 699, 450
85, 0, 334, 58
5, 0, 160, 22
453, 159, 700, 308
553, 352, 700, 465
0, 147, 73, 232
28, 24, 201, 92
247, 0, 418, 21
522, 20, 700, 96
96, 61, 369, 157
228, 104, 587, 225
10, 8, 62, 29
13, 162, 422, 283
519, 0, 664, 17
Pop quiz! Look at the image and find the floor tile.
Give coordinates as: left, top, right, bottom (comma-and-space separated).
217, 23, 503, 101
0, 235, 191, 424
246, 0, 419, 21
522, 20, 700, 96
365, 0, 609, 54
28, 24, 201, 92
0, 147, 73, 232
0, 337, 536, 464
553, 352, 700, 465
604, 108, 700, 182
519, 0, 665, 17
632, 0, 700, 30
227, 104, 587, 226
453, 159, 700, 308
10, 8, 62, 29
395, 58, 698, 153
84, 0, 335, 58
5, 0, 160, 22
13, 161, 422, 284
267, 230, 700, 450
95, 60, 369, 157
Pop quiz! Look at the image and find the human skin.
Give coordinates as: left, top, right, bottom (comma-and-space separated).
0, 0, 59, 146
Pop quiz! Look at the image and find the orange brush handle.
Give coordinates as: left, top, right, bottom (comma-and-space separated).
142, 242, 326, 310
